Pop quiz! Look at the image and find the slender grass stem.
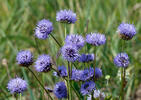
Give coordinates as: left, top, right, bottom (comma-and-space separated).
50, 34, 61, 47
27, 67, 53, 100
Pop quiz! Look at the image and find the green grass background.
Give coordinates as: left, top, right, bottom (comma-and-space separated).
0, 0, 141, 99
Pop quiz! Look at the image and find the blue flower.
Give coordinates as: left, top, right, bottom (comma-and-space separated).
86, 33, 106, 46
34, 54, 52, 72
114, 53, 129, 68
7, 77, 27, 94
61, 44, 80, 62
71, 69, 83, 81
54, 82, 67, 99
117, 23, 136, 40
80, 67, 94, 81
56, 9, 77, 24
78, 54, 94, 63
94, 67, 102, 79
80, 81, 95, 95
35, 19, 53, 39
65, 34, 85, 49
16, 50, 33, 67
58, 66, 67, 77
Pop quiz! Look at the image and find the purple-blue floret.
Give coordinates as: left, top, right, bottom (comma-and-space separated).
65, 34, 85, 49
56, 9, 77, 24
117, 23, 136, 40
35, 19, 53, 39
80, 81, 95, 95
7, 77, 27, 94
54, 82, 67, 99
58, 66, 67, 77
34, 54, 52, 72
16, 50, 33, 67
71, 69, 83, 81
79, 54, 94, 63
86, 33, 106, 46
94, 67, 102, 79
114, 53, 129, 68
80, 67, 94, 81
61, 44, 80, 62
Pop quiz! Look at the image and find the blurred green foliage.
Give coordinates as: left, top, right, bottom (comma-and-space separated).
0, 0, 141, 99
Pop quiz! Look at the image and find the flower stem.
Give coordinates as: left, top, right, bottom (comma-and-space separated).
121, 68, 124, 100
27, 67, 53, 100
64, 23, 67, 39
93, 47, 97, 80
67, 62, 71, 100
121, 40, 126, 100
20, 93, 22, 100
50, 34, 61, 47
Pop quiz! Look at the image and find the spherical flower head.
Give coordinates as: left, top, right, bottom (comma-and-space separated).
7, 77, 27, 94
80, 67, 94, 81
65, 34, 85, 49
57, 66, 67, 77
56, 9, 77, 24
80, 81, 95, 95
34, 54, 52, 72
78, 54, 94, 63
61, 44, 80, 62
35, 19, 53, 39
117, 23, 136, 40
54, 82, 67, 99
94, 67, 102, 79
16, 50, 33, 67
86, 33, 106, 46
114, 53, 129, 68
71, 69, 83, 81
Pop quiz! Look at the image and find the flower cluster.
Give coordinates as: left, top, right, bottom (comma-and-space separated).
7, 8, 137, 100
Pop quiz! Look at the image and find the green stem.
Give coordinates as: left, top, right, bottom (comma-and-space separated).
67, 62, 71, 100
50, 34, 61, 47
20, 93, 22, 100
121, 40, 126, 100
64, 23, 67, 39
121, 68, 124, 100
93, 47, 97, 80
27, 67, 53, 100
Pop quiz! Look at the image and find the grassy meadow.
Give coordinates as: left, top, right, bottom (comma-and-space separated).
0, 0, 141, 99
